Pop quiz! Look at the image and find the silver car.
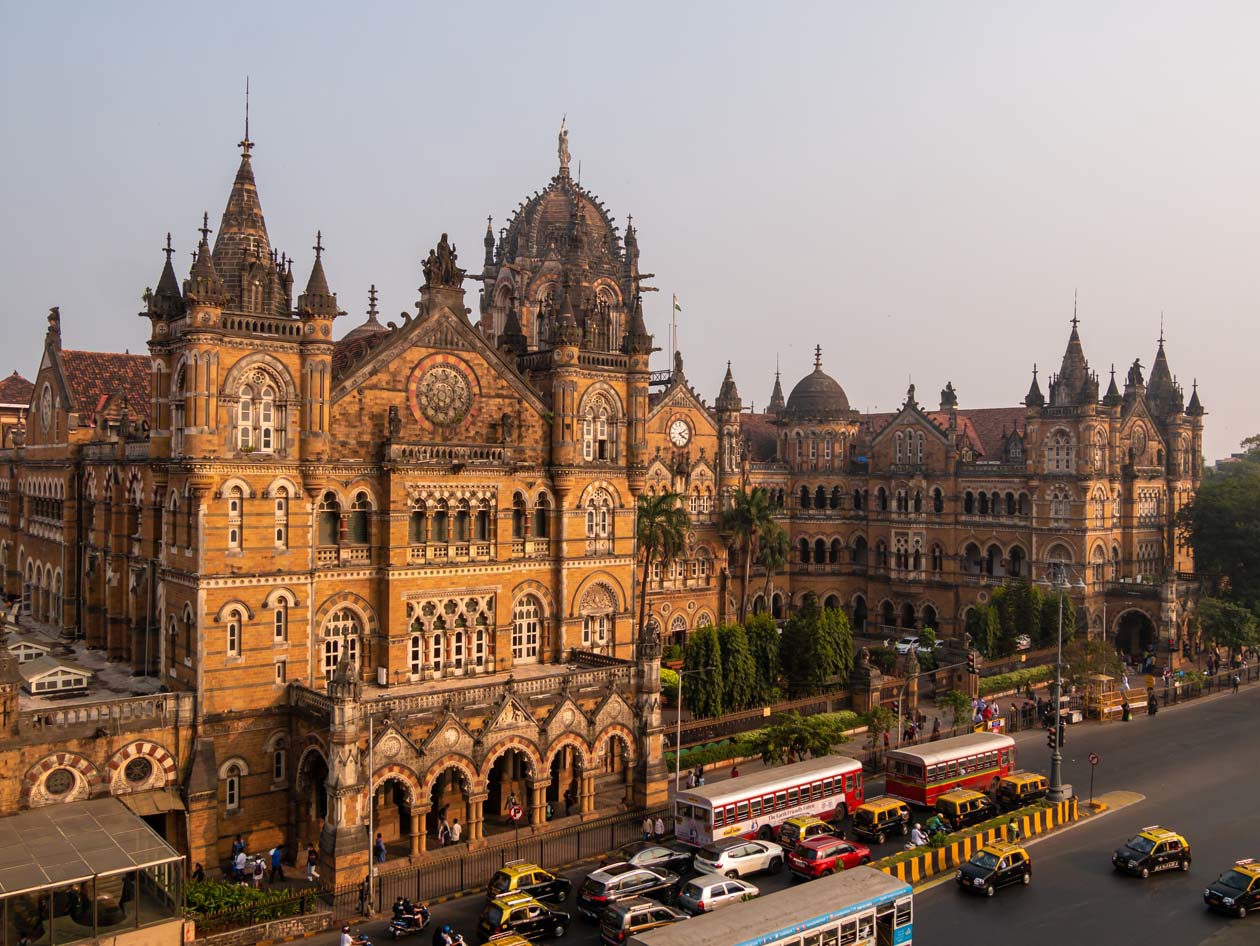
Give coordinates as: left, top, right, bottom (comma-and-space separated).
694, 838, 785, 878
677, 873, 759, 914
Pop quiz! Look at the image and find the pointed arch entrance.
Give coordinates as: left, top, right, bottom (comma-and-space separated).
1114, 609, 1157, 661
295, 747, 329, 851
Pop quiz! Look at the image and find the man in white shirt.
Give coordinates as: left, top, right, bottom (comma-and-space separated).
449, 818, 462, 844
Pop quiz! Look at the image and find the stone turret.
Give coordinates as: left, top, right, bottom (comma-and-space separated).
320, 651, 368, 885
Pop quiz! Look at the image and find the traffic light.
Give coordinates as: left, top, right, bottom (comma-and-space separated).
1058, 721, 1067, 747
967, 653, 977, 674
1047, 729, 1057, 751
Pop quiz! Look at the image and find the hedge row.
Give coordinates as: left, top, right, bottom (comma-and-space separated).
666, 710, 866, 772
979, 664, 1055, 696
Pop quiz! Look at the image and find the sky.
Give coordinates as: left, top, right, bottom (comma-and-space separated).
1, 1, 1255, 461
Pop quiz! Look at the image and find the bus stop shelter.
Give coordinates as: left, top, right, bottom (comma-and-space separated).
0, 797, 184, 946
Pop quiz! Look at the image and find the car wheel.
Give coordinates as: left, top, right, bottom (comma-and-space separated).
1236, 906, 1247, 919
553, 922, 566, 938
985, 885, 995, 898
726, 870, 739, 879
1022, 872, 1031, 886
860, 857, 871, 866
876, 832, 886, 845
821, 869, 834, 877
899, 822, 909, 836
1140, 867, 1150, 880
1180, 859, 1190, 872
769, 858, 783, 875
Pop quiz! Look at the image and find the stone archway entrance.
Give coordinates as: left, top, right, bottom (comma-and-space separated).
295, 749, 329, 851
371, 776, 415, 860
486, 748, 534, 833
595, 732, 634, 812
1114, 609, 1157, 662
427, 766, 471, 849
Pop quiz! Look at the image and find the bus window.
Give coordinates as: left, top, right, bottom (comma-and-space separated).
713, 807, 725, 828
725, 805, 736, 825
788, 787, 799, 806
822, 778, 833, 797
910, 764, 924, 784
927, 764, 938, 783
676, 802, 693, 820
751, 797, 762, 818
776, 791, 787, 811
857, 910, 875, 941
764, 793, 775, 813
845, 774, 854, 794
820, 926, 839, 946
812, 781, 823, 800
895, 897, 913, 927
947, 761, 957, 779
736, 801, 749, 821
839, 918, 858, 946
803, 934, 820, 946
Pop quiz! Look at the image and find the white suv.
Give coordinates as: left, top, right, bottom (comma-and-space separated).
895, 636, 920, 655
694, 839, 785, 878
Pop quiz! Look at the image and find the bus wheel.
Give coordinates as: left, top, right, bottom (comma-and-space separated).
758, 826, 774, 841
835, 804, 847, 824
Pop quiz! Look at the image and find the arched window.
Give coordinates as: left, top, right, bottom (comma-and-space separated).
815, 485, 826, 509
913, 490, 922, 513
348, 491, 370, 544
876, 487, 888, 512
431, 499, 449, 542
272, 738, 287, 783
875, 540, 888, 569
273, 602, 287, 641
226, 608, 242, 657
932, 488, 944, 513
584, 613, 611, 647
409, 631, 423, 675
829, 539, 842, 564
1009, 546, 1026, 577
1048, 430, 1072, 472
474, 627, 487, 668
852, 535, 868, 566
224, 764, 242, 811
237, 386, 253, 449
852, 489, 864, 511
1093, 489, 1107, 528
235, 376, 286, 454
1093, 428, 1107, 472
582, 394, 615, 462
895, 431, 904, 464
533, 494, 551, 538
978, 492, 989, 515
931, 544, 944, 572
915, 432, 925, 465
409, 503, 428, 545
452, 630, 465, 669
830, 486, 842, 509
585, 489, 613, 553
814, 538, 826, 564
227, 486, 243, 550
963, 491, 974, 514
273, 486, 289, 547
317, 492, 340, 546
322, 607, 362, 679
1050, 488, 1071, 521
512, 596, 541, 663
799, 538, 810, 563
1092, 545, 1107, 583
512, 494, 527, 539
799, 485, 811, 509
1005, 492, 1015, 516
430, 627, 444, 672
259, 386, 275, 451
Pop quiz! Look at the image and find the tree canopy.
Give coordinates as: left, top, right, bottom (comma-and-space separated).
752, 711, 849, 766
634, 492, 690, 641
1196, 597, 1260, 658
681, 624, 723, 718
780, 592, 854, 695
743, 612, 781, 699
1178, 438, 1260, 613
716, 623, 759, 711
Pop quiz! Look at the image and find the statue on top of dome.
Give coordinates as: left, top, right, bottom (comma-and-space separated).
558, 117, 571, 173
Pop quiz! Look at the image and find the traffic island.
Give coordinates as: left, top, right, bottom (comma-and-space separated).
873, 798, 1079, 885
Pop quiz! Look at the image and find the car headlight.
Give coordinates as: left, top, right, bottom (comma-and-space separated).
973, 878, 985, 887
956, 870, 963, 879
1223, 897, 1235, 906
1128, 860, 1137, 868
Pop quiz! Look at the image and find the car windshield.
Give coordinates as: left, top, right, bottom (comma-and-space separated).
698, 846, 723, 861
681, 882, 703, 899
489, 874, 510, 893
1216, 870, 1251, 892
1126, 836, 1156, 855
582, 878, 608, 895
800, 847, 822, 861
485, 905, 505, 927
970, 851, 1000, 870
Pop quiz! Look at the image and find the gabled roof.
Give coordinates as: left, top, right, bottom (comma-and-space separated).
0, 371, 33, 407
18, 654, 92, 682
59, 350, 150, 424
866, 406, 1026, 459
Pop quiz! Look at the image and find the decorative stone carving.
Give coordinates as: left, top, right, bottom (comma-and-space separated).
414, 363, 472, 427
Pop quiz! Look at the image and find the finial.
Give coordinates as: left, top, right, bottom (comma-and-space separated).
199, 212, 211, 244
1110, 362, 1116, 378
486, 214, 493, 230
814, 345, 822, 370
239, 76, 253, 157
1191, 377, 1197, 391
367, 284, 378, 320
313, 230, 323, 260
1032, 363, 1039, 379
163, 233, 174, 262
1071, 289, 1079, 329
626, 213, 633, 229
1158, 312, 1165, 347
775, 353, 780, 378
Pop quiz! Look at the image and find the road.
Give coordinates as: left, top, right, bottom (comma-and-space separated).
327, 685, 1260, 946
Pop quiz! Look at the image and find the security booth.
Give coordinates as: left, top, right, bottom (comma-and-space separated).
1084, 674, 1146, 720
0, 797, 184, 946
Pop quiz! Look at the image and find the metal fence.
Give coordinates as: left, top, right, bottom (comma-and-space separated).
326, 807, 670, 920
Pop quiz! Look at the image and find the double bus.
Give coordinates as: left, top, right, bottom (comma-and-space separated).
629, 866, 913, 946
674, 755, 864, 847
884, 731, 1015, 806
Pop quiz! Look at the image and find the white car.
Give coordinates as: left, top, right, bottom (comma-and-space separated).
916, 639, 943, 655
694, 838, 785, 878
676, 873, 759, 914
1015, 635, 1032, 651
895, 636, 920, 655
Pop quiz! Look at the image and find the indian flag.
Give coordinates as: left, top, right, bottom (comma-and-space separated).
673, 294, 682, 315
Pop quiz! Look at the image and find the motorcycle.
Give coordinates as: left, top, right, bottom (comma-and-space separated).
388, 909, 430, 940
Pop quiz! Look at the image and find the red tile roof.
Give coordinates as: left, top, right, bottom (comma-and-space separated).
865, 406, 1026, 459
739, 413, 780, 461
59, 350, 150, 424
0, 371, 33, 406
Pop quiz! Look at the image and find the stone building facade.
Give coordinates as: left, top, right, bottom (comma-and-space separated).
0, 122, 1202, 881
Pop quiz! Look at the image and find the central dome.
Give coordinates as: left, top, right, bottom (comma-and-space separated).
785, 347, 850, 420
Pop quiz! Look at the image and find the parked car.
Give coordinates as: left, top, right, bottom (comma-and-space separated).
601, 839, 694, 875
935, 789, 997, 831
675, 873, 759, 915
894, 636, 920, 655
788, 837, 872, 880
486, 861, 572, 904
1015, 635, 1032, 651
598, 897, 689, 944
693, 838, 785, 879
916, 639, 943, 654
576, 863, 679, 920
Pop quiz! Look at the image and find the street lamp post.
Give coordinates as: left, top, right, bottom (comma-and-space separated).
675, 666, 716, 792
1043, 562, 1085, 803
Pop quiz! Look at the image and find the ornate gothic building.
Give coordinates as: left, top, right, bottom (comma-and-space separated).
0, 123, 1202, 881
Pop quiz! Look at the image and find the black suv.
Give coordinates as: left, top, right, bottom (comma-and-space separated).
599, 897, 688, 944
601, 840, 695, 876
576, 863, 680, 920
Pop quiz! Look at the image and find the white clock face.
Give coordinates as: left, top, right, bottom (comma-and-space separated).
669, 419, 691, 447
39, 385, 52, 433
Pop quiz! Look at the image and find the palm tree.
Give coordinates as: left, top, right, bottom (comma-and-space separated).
722, 486, 775, 624
635, 492, 690, 642
757, 520, 790, 615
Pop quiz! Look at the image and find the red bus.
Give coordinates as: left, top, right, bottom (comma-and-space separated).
674, 755, 864, 847
883, 731, 1016, 806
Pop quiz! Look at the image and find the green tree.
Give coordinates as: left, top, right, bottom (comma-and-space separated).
1063, 637, 1124, 693
1196, 597, 1260, 661
1177, 439, 1260, 612
659, 667, 680, 704
1010, 582, 1044, 649
753, 711, 849, 766
1038, 591, 1077, 649
965, 604, 1000, 657
864, 705, 896, 752
780, 593, 853, 695
722, 486, 776, 623
682, 625, 723, 718
815, 605, 855, 687
919, 626, 937, 649
744, 613, 781, 699
990, 586, 1017, 656
937, 689, 972, 735
716, 623, 758, 710
757, 520, 790, 616
634, 492, 690, 642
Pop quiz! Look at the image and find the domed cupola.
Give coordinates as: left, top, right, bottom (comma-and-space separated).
784, 346, 850, 421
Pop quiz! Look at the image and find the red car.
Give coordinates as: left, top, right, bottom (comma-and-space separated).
788, 836, 873, 880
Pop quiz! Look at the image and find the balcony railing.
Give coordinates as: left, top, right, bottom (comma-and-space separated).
388, 443, 512, 465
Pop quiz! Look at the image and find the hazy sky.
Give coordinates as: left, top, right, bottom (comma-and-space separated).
2, 1, 1255, 460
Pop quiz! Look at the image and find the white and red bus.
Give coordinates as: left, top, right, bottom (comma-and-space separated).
673, 755, 864, 847
884, 731, 1016, 806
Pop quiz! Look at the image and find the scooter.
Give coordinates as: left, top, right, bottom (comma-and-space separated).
388, 907, 430, 940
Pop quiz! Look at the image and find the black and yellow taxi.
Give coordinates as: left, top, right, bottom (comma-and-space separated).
486, 862, 572, 904
1204, 858, 1260, 918
777, 815, 838, 849
1111, 826, 1192, 879
935, 789, 996, 831
477, 891, 571, 943
486, 936, 536, 946
850, 798, 911, 844
996, 773, 1048, 811
955, 841, 1032, 897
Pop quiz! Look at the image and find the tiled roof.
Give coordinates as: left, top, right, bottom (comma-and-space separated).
866, 406, 1026, 458
59, 350, 150, 424
740, 413, 780, 461
0, 370, 33, 406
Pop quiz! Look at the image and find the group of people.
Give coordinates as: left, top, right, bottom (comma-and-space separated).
641, 814, 667, 841
971, 697, 999, 728
227, 835, 288, 887
685, 763, 707, 789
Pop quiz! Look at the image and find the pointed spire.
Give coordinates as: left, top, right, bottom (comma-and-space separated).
620, 294, 653, 354
554, 278, 582, 346
341, 284, 387, 341
239, 76, 252, 158
499, 294, 528, 355
484, 215, 495, 267
297, 231, 338, 317
1103, 363, 1122, 405
1186, 379, 1204, 416
1050, 300, 1093, 405
768, 355, 786, 414
1024, 364, 1045, 408
213, 111, 281, 314
148, 232, 185, 320
186, 212, 227, 307
716, 361, 742, 413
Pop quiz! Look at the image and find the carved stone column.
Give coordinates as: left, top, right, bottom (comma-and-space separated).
467, 793, 487, 842
528, 778, 551, 827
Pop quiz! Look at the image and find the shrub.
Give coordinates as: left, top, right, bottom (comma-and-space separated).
979, 664, 1055, 696
660, 667, 679, 704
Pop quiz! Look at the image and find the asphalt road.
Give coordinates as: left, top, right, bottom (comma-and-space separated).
914, 683, 1260, 946
329, 685, 1260, 946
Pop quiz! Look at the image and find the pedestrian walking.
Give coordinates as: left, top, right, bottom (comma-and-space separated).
564, 785, 576, 816
1148, 694, 1158, 716
269, 844, 285, 883
1121, 673, 1130, 692
642, 815, 653, 841
358, 875, 371, 916
1232, 673, 1240, 694
1006, 817, 1022, 842
882, 730, 890, 753
729, 765, 740, 779
251, 857, 265, 889
373, 833, 386, 864
437, 821, 451, 847
697, 771, 705, 786
931, 717, 941, 741
450, 818, 462, 844
686, 770, 697, 790
306, 845, 319, 882
233, 849, 248, 882
1121, 699, 1131, 722
654, 816, 665, 841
